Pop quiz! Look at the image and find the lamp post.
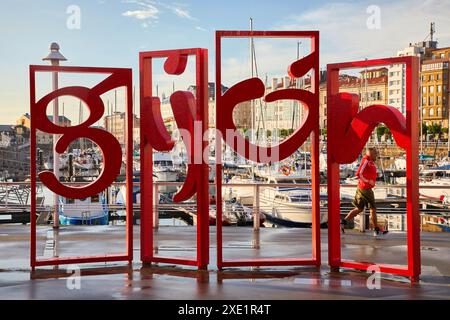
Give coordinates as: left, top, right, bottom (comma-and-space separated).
43, 42, 67, 229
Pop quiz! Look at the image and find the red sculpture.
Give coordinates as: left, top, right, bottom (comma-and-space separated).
327, 57, 420, 281
29, 65, 134, 269
139, 48, 209, 269
27, 33, 422, 282
219, 77, 317, 162
33, 74, 126, 199
215, 30, 321, 268
329, 93, 408, 164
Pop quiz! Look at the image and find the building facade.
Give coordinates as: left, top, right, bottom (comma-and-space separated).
421, 57, 450, 127
319, 69, 389, 131
387, 41, 437, 115
104, 112, 140, 147
16, 113, 71, 145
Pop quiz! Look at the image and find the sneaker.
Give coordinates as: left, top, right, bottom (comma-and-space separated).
340, 219, 347, 234
373, 227, 388, 237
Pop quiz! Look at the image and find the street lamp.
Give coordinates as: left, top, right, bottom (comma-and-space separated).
43, 42, 67, 229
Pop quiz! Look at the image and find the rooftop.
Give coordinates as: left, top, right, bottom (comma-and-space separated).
0, 125, 13, 132
19, 113, 71, 123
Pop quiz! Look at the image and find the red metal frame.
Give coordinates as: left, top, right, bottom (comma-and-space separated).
29, 65, 134, 269
215, 30, 321, 269
139, 48, 209, 269
326, 56, 420, 281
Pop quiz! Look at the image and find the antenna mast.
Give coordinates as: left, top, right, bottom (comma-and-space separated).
430, 22, 435, 42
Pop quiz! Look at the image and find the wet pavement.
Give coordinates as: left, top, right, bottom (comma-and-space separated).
0, 225, 449, 299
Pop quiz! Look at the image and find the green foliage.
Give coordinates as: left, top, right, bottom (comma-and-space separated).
421, 123, 428, 136
376, 125, 392, 139
279, 129, 289, 138
428, 123, 442, 136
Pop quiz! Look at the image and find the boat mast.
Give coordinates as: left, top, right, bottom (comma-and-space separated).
79, 100, 84, 151
249, 17, 255, 179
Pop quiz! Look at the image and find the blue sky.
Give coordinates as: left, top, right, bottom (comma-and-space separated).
0, 0, 449, 124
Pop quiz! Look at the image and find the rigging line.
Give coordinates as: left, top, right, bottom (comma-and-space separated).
251, 35, 266, 141
292, 41, 301, 131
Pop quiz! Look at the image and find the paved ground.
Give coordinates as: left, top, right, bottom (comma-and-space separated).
0, 224, 449, 299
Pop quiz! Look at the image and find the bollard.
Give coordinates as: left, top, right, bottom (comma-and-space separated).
154, 184, 159, 229
253, 184, 260, 231
360, 209, 366, 233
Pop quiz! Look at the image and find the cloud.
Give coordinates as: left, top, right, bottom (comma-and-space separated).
122, 0, 159, 23
219, 0, 450, 87
273, 0, 450, 66
195, 26, 207, 32
172, 7, 195, 20
122, 9, 158, 20
121, 0, 197, 27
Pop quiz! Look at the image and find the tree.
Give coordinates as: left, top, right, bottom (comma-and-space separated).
421, 123, 428, 136
279, 129, 288, 138
429, 123, 442, 136
376, 125, 386, 138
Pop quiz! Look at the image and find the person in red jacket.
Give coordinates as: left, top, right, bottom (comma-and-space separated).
341, 148, 388, 236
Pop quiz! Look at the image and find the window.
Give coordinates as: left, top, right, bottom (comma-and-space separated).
429, 86, 434, 93
422, 86, 427, 93
437, 108, 442, 116
429, 108, 434, 116
429, 96, 434, 105
437, 85, 442, 93
437, 96, 442, 105
430, 75, 433, 81
422, 108, 426, 116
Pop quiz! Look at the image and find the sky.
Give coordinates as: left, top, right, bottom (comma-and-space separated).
0, 0, 449, 124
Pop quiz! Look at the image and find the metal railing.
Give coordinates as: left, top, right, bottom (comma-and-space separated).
0, 181, 448, 231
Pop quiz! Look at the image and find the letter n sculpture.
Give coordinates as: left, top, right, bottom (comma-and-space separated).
326, 57, 420, 281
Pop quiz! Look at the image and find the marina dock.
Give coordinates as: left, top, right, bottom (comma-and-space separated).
0, 225, 448, 299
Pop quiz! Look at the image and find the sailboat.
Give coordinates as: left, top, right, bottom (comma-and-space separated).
228, 20, 327, 227
58, 100, 109, 225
